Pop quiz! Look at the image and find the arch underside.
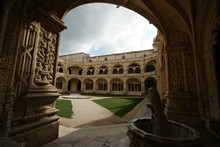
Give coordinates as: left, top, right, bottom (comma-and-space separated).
0, 0, 219, 146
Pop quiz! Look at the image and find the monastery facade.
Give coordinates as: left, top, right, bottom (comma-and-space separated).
56, 47, 158, 96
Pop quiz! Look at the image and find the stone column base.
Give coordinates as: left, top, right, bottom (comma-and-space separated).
10, 120, 59, 147
165, 91, 204, 127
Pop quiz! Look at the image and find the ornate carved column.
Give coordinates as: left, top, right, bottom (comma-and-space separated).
107, 80, 110, 93
0, 0, 22, 137
165, 31, 203, 127
94, 81, 97, 93
123, 82, 127, 94
81, 82, 84, 92
10, 7, 67, 145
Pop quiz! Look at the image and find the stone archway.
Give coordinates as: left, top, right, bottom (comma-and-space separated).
0, 0, 219, 146
145, 77, 157, 94
68, 78, 81, 92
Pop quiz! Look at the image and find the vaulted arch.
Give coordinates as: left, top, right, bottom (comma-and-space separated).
1, 0, 219, 146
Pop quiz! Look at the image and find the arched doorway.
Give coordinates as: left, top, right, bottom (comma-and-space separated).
145, 77, 157, 94
56, 77, 67, 92
68, 78, 81, 92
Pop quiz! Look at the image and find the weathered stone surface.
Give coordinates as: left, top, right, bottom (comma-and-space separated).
0, 0, 219, 146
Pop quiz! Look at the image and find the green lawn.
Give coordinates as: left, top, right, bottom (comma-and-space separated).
93, 98, 143, 117
55, 99, 73, 118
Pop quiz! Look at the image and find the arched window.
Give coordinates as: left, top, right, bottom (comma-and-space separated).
56, 81, 62, 89
85, 80, 93, 90
87, 67, 95, 75
145, 78, 157, 93
128, 63, 141, 74
112, 79, 123, 91
57, 63, 64, 73
97, 79, 107, 91
128, 79, 141, 92
58, 68, 63, 73
145, 65, 155, 72
135, 67, 141, 73
128, 68, 134, 73
67, 68, 71, 74
119, 68, 123, 74
99, 66, 108, 75
112, 65, 123, 74
113, 69, 117, 74
78, 69, 83, 75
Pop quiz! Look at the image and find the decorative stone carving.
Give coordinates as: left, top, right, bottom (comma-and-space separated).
170, 31, 189, 46
0, 0, 23, 138
168, 53, 184, 90
147, 88, 170, 136
184, 53, 196, 93
34, 26, 57, 86
128, 88, 202, 147
14, 22, 38, 97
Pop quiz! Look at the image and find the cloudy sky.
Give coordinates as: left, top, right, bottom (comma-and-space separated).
59, 3, 157, 56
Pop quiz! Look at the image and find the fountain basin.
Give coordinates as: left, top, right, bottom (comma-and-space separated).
127, 118, 202, 147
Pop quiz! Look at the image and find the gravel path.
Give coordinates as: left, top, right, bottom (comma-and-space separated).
59, 95, 127, 128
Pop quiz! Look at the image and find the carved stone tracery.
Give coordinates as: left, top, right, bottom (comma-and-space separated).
34, 26, 57, 86
168, 53, 184, 90
14, 22, 38, 97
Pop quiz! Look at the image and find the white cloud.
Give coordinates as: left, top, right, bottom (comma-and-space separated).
59, 3, 157, 56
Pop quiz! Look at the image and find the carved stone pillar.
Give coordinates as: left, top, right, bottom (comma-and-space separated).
164, 32, 203, 127
10, 8, 66, 145
0, 0, 23, 138
123, 82, 127, 94
81, 82, 84, 92
107, 82, 110, 93
94, 81, 97, 93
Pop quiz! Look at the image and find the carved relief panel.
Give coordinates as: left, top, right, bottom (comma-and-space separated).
34, 26, 57, 86
168, 52, 184, 91
166, 31, 191, 91
14, 22, 38, 97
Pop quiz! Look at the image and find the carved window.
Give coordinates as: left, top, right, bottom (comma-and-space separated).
128, 63, 141, 74
67, 68, 71, 74
87, 67, 95, 75
78, 69, 83, 75
56, 81, 62, 89
112, 80, 123, 91
135, 67, 141, 73
98, 79, 107, 91
58, 67, 63, 73
85, 80, 93, 90
146, 65, 155, 72
99, 66, 108, 75
128, 80, 141, 92
112, 65, 123, 74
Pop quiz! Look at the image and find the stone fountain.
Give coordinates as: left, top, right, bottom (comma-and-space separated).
127, 88, 202, 147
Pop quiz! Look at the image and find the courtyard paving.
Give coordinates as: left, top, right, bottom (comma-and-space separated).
58, 94, 127, 128
42, 94, 220, 147
43, 93, 145, 147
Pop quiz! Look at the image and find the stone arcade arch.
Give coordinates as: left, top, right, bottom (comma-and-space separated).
145, 77, 157, 94
56, 77, 67, 92
145, 60, 156, 73
67, 66, 83, 75
0, 0, 219, 146
84, 78, 94, 92
110, 78, 124, 94
68, 78, 81, 92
